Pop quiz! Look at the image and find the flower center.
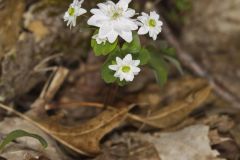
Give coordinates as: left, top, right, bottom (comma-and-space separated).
110, 7, 123, 20
68, 7, 75, 16
121, 65, 131, 73
149, 19, 156, 27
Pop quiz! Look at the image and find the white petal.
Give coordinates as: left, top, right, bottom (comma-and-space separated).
97, 3, 108, 13
63, 12, 69, 20
79, 0, 84, 5
124, 9, 135, 17
90, 9, 105, 16
120, 75, 124, 81
72, 17, 77, 26
133, 60, 140, 66
107, 31, 118, 43
116, 57, 123, 65
87, 15, 100, 26
138, 26, 148, 35
137, 16, 147, 23
153, 34, 157, 40
99, 23, 112, 37
132, 66, 141, 73
76, 8, 87, 16
119, 31, 132, 43
123, 54, 132, 62
114, 70, 121, 77
117, 0, 131, 11
125, 73, 134, 81
109, 65, 119, 71
150, 11, 159, 19
149, 30, 154, 38
157, 20, 163, 26
142, 12, 149, 17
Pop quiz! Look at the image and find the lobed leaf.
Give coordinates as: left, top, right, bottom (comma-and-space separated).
122, 32, 141, 53
91, 31, 118, 56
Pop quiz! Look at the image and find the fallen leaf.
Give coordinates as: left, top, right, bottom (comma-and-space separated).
119, 125, 225, 160
130, 84, 212, 128
136, 76, 208, 106
29, 106, 130, 156
0, 101, 130, 157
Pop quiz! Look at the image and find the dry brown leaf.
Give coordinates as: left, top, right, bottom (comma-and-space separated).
136, 76, 208, 106
0, 103, 130, 156
130, 85, 212, 128
29, 106, 130, 156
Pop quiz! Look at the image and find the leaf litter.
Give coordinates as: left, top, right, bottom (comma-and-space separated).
110, 125, 226, 160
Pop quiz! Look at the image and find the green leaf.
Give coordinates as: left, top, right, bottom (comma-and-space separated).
101, 62, 117, 83
164, 55, 184, 75
160, 46, 177, 58
101, 48, 120, 83
91, 31, 118, 56
138, 48, 151, 65
149, 52, 168, 86
122, 32, 141, 53
0, 130, 48, 151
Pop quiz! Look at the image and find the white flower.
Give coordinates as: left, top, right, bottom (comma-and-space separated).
137, 11, 163, 40
92, 34, 108, 45
63, 0, 87, 28
109, 54, 141, 82
87, 0, 138, 43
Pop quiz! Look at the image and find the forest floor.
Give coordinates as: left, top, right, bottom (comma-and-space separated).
0, 0, 240, 160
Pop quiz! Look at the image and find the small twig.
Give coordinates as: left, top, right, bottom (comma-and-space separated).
47, 101, 104, 110
30, 67, 69, 116
161, 19, 240, 108
43, 67, 69, 101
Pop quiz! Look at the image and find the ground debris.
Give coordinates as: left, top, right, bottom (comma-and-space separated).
100, 125, 225, 160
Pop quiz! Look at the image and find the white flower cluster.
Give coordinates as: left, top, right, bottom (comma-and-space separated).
63, 0, 163, 82
64, 0, 163, 42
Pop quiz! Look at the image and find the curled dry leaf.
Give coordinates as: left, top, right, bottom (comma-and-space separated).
29, 106, 130, 156
0, 102, 130, 157
130, 84, 212, 129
